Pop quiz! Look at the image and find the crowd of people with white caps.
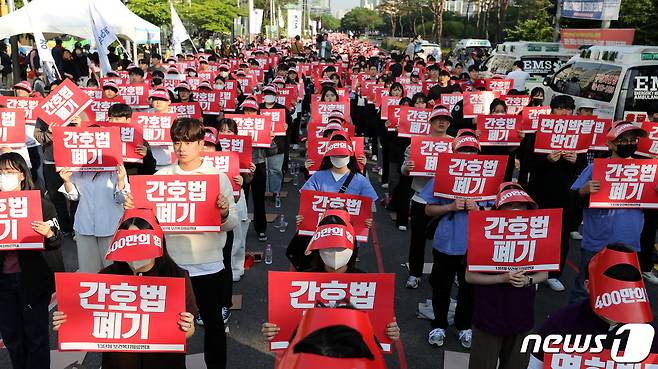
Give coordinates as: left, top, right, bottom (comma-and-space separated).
0, 32, 657, 369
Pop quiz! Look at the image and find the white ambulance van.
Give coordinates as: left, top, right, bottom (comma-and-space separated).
482, 42, 577, 79
543, 45, 658, 120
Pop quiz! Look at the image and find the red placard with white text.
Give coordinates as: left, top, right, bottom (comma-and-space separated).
380, 96, 399, 120
297, 190, 373, 242
0, 108, 26, 147
277, 86, 298, 109
467, 209, 563, 272
267, 272, 395, 352
81, 88, 103, 100
433, 154, 508, 200
403, 83, 425, 99
215, 89, 239, 112
534, 115, 596, 154
408, 136, 453, 176
130, 175, 221, 232
521, 106, 552, 132
589, 117, 613, 151
84, 99, 121, 122
55, 272, 186, 352
53, 127, 122, 171
132, 112, 176, 146
306, 137, 365, 174
440, 93, 463, 113
224, 114, 273, 148
463, 91, 498, 118
33, 79, 92, 127
543, 351, 658, 369
484, 79, 512, 94
637, 121, 658, 158
117, 84, 149, 108
310, 101, 350, 125
191, 91, 222, 114
307, 121, 356, 139
0, 96, 41, 124
0, 190, 44, 250
98, 122, 144, 163
397, 106, 432, 137
476, 115, 523, 146
216, 134, 253, 173
589, 159, 658, 209
169, 102, 202, 119
501, 95, 531, 115
386, 105, 402, 131
201, 152, 241, 196
261, 108, 287, 137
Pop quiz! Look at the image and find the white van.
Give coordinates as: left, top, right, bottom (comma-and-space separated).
451, 39, 492, 61
543, 45, 658, 120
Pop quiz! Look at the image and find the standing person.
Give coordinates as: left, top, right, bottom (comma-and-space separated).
420, 130, 490, 350
466, 183, 548, 369
72, 45, 89, 80
107, 103, 157, 175
0, 152, 62, 369
318, 33, 332, 60
124, 118, 238, 369
259, 85, 292, 205
427, 70, 462, 103
147, 89, 176, 170
53, 209, 198, 369
1, 43, 12, 88
51, 38, 65, 76
402, 105, 453, 289
505, 61, 530, 92
569, 121, 652, 302
291, 35, 304, 56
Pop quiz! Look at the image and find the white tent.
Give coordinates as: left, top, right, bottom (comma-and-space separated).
0, 0, 161, 44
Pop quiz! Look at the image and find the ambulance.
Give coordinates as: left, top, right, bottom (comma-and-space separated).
542, 45, 658, 120
481, 42, 577, 81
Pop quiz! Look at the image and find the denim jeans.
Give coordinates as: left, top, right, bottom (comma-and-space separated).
569, 248, 598, 303
266, 153, 284, 194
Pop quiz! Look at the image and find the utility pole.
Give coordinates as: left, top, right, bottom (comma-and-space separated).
553, 0, 562, 42
3, 0, 21, 85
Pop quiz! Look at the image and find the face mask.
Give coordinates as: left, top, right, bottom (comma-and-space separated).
615, 143, 637, 158
152, 77, 163, 86
188, 72, 197, 77
127, 259, 151, 271
220, 71, 229, 78
264, 95, 276, 104
532, 98, 543, 105
215, 84, 225, 89
319, 248, 353, 270
330, 156, 350, 168
0, 174, 20, 192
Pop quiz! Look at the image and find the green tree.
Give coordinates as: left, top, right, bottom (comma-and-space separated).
340, 7, 384, 34
126, 0, 242, 33
318, 14, 340, 31
126, 0, 171, 26
503, 0, 553, 41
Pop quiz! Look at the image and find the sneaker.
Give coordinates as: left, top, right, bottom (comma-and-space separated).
570, 231, 583, 240
378, 168, 383, 176
371, 155, 378, 161
428, 328, 446, 347
232, 274, 242, 282
546, 278, 565, 292
398, 225, 407, 231
405, 276, 420, 289
643, 271, 658, 285
194, 313, 204, 326
381, 183, 389, 189
221, 307, 231, 325
458, 329, 473, 349
258, 233, 268, 242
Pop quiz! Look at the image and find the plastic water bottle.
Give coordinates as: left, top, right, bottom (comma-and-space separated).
264, 244, 273, 265
278, 215, 288, 233
292, 162, 299, 186
274, 193, 281, 208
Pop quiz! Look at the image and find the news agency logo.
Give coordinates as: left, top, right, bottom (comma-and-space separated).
521, 324, 655, 363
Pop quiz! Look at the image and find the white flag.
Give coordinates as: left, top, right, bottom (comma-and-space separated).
250, 9, 264, 34
287, 9, 302, 38
170, 1, 191, 56
278, 5, 284, 28
89, 2, 119, 77
24, 0, 58, 82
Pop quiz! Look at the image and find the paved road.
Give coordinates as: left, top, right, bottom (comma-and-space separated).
1, 153, 657, 369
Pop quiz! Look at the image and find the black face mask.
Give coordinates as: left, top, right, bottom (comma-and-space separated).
615, 143, 637, 158
152, 77, 163, 86
532, 98, 543, 106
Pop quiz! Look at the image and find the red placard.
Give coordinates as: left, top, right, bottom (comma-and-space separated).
33, 79, 92, 127
99, 77, 128, 86
81, 88, 103, 100
440, 93, 463, 113
117, 84, 149, 108
84, 99, 121, 122
637, 122, 658, 158
306, 121, 356, 140
53, 127, 122, 171
501, 95, 531, 115
403, 83, 425, 99
476, 115, 523, 146
380, 96, 399, 120
543, 351, 658, 369
298, 190, 373, 242
463, 91, 498, 118
169, 102, 202, 119
310, 101, 350, 125
0, 96, 41, 124
397, 106, 432, 137
624, 111, 650, 124
267, 271, 395, 352
216, 134, 253, 173
130, 174, 221, 232
306, 137, 365, 174
0, 190, 44, 250
261, 108, 287, 137
0, 108, 26, 147
408, 136, 453, 176
98, 122, 144, 163
534, 115, 596, 154
55, 272, 186, 352
224, 114, 272, 148
484, 79, 512, 94
560, 28, 636, 49
386, 105, 402, 131
589, 159, 658, 209
467, 209, 563, 272
521, 106, 553, 132
589, 117, 613, 151
433, 154, 508, 200
201, 152, 241, 196
132, 112, 176, 146
191, 91, 220, 114
277, 86, 298, 109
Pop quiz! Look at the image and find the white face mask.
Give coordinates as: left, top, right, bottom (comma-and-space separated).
264, 95, 276, 104
220, 71, 229, 78
127, 259, 151, 271
330, 156, 350, 168
0, 174, 21, 192
319, 248, 353, 270
214, 83, 225, 90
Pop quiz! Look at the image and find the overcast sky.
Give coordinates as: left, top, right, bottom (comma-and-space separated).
332, 0, 359, 14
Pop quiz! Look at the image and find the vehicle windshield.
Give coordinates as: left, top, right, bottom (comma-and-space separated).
551, 61, 622, 102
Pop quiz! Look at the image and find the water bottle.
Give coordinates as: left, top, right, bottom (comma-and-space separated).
264, 244, 273, 265
292, 162, 299, 186
274, 193, 281, 208
278, 214, 288, 233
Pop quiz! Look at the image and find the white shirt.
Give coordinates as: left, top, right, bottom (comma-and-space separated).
506, 69, 531, 91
